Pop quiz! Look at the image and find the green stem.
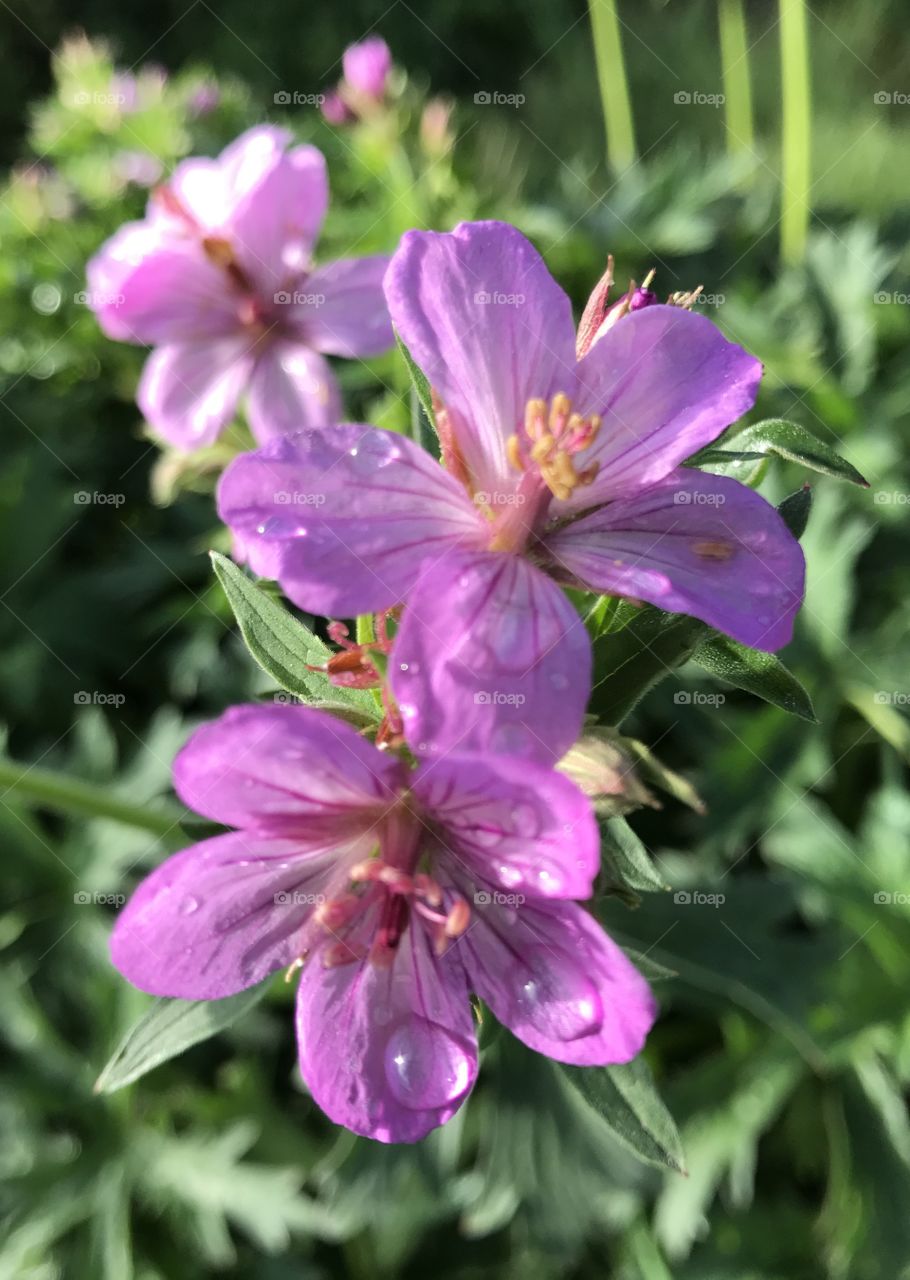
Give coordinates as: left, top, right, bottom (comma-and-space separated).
355, 614, 376, 646
587, 0, 637, 170
0, 758, 182, 835
779, 0, 811, 264
719, 0, 755, 154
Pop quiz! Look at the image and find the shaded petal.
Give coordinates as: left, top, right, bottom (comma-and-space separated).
384, 221, 576, 499
230, 143, 328, 297
557, 305, 762, 511
87, 221, 234, 343
299, 256, 394, 357
246, 342, 342, 442
412, 752, 598, 900
391, 550, 590, 766
544, 469, 805, 651
137, 336, 253, 449
457, 897, 656, 1065
110, 830, 350, 999
174, 704, 405, 833
217, 425, 485, 615
296, 920, 476, 1142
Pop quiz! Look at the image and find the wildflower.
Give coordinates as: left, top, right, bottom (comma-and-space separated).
219, 221, 804, 763
87, 126, 393, 448
110, 703, 655, 1143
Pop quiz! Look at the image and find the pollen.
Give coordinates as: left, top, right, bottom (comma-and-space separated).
507, 393, 602, 501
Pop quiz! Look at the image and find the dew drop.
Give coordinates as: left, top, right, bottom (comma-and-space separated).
384, 1018, 473, 1109
513, 952, 604, 1042
549, 672, 569, 691
179, 895, 200, 916
399, 662, 409, 673
511, 803, 538, 838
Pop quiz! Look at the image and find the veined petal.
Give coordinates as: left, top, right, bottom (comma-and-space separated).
110, 830, 351, 999
246, 342, 342, 442
296, 920, 476, 1142
217, 425, 486, 616
300, 256, 394, 357
412, 753, 598, 900
457, 896, 657, 1065
543, 469, 805, 651
137, 335, 254, 449
555, 305, 762, 512
384, 221, 577, 500
173, 704, 405, 833
391, 550, 590, 765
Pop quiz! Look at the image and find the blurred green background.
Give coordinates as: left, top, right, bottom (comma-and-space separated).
1, 1, 909, 1277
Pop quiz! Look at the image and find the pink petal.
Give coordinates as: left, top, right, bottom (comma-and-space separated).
412, 752, 598, 900
384, 221, 576, 501
457, 897, 657, 1065
246, 341, 342, 442
557, 305, 762, 512
110, 831, 347, 999
217, 425, 485, 616
229, 143, 328, 298
137, 335, 254, 449
296, 920, 476, 1142
173, 704, 405, 833
391, 550, 590, 765
162, 126, 293, 235
544, 468, 805, 651
87, 221, 235, 344
299, 256, 393, 357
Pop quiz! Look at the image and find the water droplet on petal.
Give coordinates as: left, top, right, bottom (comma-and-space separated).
384, 1018, 473, 1109
179, 895, 200, 916
510, 803, 538, 838
498, 863, 523, 888
514, 951, 604, 1042
399, 662, 409, 672
549, 672, 569, 691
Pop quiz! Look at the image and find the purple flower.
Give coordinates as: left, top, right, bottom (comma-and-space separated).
342, 36, 392, 102
218, 221, 804, 765
87, 126, 393, 449
110, 703, 655, 1143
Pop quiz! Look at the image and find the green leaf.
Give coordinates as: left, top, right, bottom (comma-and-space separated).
562, 1056, 686, 1173
778, 484, 813, 538
694, 418, 869, 487
210, 552, 378, 720
394, 328, 435, 431
591, 606, 709, 725
94, 983, 270, 1094
692, 635, 817, 722
600, 815, 669, 898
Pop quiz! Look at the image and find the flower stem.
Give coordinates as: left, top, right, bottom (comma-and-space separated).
719, 0, 755, 156
0, 757, 182, 835
587, 0, 637, 170
779, 0, 811, 264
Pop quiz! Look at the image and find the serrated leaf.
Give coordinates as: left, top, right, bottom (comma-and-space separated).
694, 418, 868, 487
394, 328, 435, 430
600, 815, 669, 898
562, 1057, 686, 1173
94, 983, 269, 1094
210, 552, 377, 720
693, 635, 817, 722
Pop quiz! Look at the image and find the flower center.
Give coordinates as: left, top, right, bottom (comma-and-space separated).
507, 393, 602, 502
310, 807, 470, 969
